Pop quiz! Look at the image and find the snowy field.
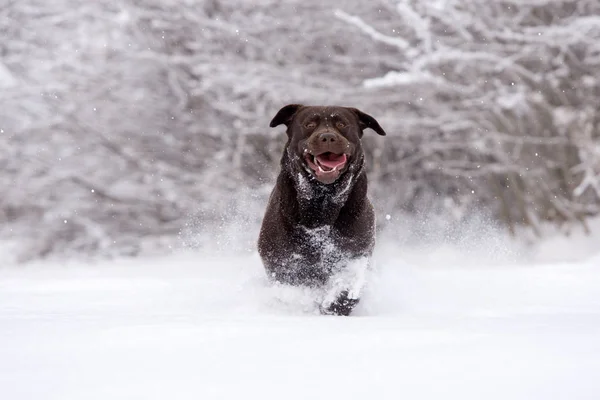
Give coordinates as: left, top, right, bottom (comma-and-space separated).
1, 235, 600, 400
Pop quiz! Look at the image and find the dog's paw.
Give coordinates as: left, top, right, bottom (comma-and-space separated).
320, 290, 360, 316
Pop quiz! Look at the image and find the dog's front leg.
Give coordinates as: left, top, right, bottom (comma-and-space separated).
320, 256, 370, 316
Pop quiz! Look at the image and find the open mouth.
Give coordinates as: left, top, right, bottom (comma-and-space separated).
304, 151, 348, 180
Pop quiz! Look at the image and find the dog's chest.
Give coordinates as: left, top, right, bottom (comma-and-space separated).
287, 225, 345, 269
292, 172, 355, 229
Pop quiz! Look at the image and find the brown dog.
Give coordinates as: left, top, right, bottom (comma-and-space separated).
258, 104, 386, 315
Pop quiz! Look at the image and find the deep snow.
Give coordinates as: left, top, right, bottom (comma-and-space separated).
0, 222, 600, 400
1, 243, 600, 400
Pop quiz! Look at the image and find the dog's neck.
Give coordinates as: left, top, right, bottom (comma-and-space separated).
280, 154, 367, 229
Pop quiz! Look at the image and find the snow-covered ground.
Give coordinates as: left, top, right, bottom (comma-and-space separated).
1, 236, 600, 399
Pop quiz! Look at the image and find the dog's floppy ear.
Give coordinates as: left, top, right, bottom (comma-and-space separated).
270, 104, 303, 128
349, 108, 387, 136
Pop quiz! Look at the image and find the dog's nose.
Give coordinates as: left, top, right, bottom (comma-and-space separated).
318, 132, 337, 143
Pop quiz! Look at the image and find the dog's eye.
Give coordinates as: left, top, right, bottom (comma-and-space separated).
304, 122, 317, 129
336, 122, 346, 129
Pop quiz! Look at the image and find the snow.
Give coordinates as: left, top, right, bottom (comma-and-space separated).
1, 243, 600, 400
0, 65, 17, 88
363, 70, 441, 88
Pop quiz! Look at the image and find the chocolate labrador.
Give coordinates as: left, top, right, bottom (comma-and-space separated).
258, 104, 386, 315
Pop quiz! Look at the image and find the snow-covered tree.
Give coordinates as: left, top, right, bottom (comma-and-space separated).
1, 0, 599, 261
338, 0, 600, 234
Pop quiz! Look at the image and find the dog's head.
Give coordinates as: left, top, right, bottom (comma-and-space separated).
270, 105, 386, 184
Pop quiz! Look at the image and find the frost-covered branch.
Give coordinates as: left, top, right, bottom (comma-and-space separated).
333, 9, 410, 51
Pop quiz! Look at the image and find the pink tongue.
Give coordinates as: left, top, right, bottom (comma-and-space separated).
316, 153, 347, 169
